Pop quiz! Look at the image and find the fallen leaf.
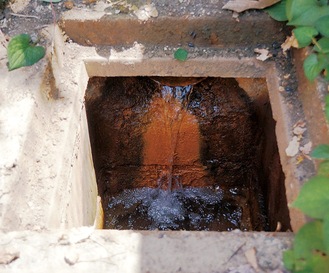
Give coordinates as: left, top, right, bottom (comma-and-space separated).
254, 48, 272, 61
296, 154, 304, 165
286, 136, 300, 157
0, 251, 19, 264
232, 11, 240, 22
134, 4, 158, 21
281, 34, 298, 52
293, 120, 306, 128
300, 141, 312, 155
293, 126, 306, 136
222, 0, 280, 13
244, 248, 259, 271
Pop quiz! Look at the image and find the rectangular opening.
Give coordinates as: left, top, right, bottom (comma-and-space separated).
84, 76, 291, 232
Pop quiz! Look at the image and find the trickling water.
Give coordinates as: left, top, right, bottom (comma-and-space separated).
155, 84, 194, 191
86, 77, 271, 231
105, 186, 248, 231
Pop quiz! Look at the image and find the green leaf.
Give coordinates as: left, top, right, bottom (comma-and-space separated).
324, 215, 329, 253
293, 26, 319, 48
286, 0, 318, 22
303, 53, 326, 81
312, 144, 329, 159
293, 176, 329, 219
174, 48, 188, 61
283, 250, 295, 271
314, 38, 329, 53
7, 34, 45, 71
317, 0, 328, 6
312, 253, 329, 273
288, 5, 329, 27
294, 221, 326, 257
315, 15, 329, 37
318, 160, 329, 176
266, 0, 288, 21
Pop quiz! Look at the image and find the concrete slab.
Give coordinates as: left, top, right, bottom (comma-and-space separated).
0, 228, 293, 273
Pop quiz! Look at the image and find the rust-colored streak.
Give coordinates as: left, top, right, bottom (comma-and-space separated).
142, 94, 209, 187
143, 96, 200, 165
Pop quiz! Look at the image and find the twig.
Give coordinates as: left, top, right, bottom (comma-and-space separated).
9, 13, 39, 19
225, 242, 246, 264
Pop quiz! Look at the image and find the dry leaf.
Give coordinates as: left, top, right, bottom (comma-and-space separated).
134, 4, 158, 21
286, 136, 300, 157
293, 126, 306, 136
244, 248, 259, 271
293, 120, 306, 128
222, 0, 280, 13
300, 141, 312, 155
281, 34, 298, 52
296, 154, 304, 164
0, 251, 19, 264
254, 48, 272, 61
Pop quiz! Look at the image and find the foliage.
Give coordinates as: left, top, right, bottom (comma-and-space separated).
279, 95, 329, 272
174, 48, 188, 61
7, 34, 45, 71
266, 0, 329, 81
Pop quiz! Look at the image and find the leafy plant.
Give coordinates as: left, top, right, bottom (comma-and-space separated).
7, 34, 45, 71
267, 0, 329, 81
283, 144, 329, 272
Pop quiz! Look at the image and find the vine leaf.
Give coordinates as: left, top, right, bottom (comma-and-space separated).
314, 38, 329, 53
283, 250, 295, 271
312, 144, 329, 159
288, 6, 329, 27
303, 53, 326, 81
222, 0, 279, 13
287, 221, 329, 272
293, 176, 329, 219
7, 34, 45, 71
174, 48, 188, 61
265, 0, 287, 21
318, 160, 329, 177
324, 215, 329, 253
315, 15, 329, 37
293, 26, 318, 48
294, 221, 326, 258
286, 0, 317, 22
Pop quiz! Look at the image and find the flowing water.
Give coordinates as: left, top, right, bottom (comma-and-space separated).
105, 186, 248, 231
104, 83, 258, 231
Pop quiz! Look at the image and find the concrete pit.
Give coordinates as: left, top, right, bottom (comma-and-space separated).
2, 1, 329, 271
85, 76, 290, 232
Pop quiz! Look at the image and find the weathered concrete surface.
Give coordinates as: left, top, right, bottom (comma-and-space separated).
0, 27, 98, 231
59, 11, 285, 47
0, 228, 292, 273
1, 0, 328, 234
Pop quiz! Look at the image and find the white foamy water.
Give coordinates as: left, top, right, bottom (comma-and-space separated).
106, 186, 244, 231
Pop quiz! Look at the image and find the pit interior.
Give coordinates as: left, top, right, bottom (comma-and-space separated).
85, 76, 291, 232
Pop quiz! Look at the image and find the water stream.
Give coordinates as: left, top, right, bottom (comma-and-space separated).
105, 83, 251, 231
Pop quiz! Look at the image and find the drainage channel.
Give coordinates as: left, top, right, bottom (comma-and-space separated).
85, 76, 290, 232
